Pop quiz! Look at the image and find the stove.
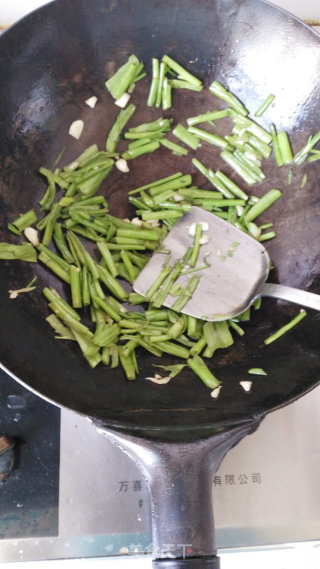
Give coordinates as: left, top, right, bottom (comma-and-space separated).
1, 366, 320, 566
1, 2, 320, 568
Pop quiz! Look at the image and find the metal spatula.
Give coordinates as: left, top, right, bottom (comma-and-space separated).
133, 206, 320, 321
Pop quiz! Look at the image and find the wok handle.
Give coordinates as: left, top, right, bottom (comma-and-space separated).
152, 557, 220, 568
261, 282, 320, 312
99, 419, 262, 565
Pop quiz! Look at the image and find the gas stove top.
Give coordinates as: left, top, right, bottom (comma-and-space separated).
1, 365, 320, 564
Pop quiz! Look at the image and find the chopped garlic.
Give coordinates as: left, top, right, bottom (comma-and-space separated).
85, 95, 98, 108
188, 221, 209, 236
199, 235, 209, 245
131, 217, 143, 226
69, 119, 84, 139
115, 158, 130, 173
240, 380, 252, 392
145, 375, 172, 385
173, 193, 184, 202
210, 386, 222, 399
24, 226, 39, 246
115, 92, 131, 108
147, 219, 160, 227
9, 286, 36, 299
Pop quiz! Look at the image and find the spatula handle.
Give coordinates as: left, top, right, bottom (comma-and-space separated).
260, 283, 320, 312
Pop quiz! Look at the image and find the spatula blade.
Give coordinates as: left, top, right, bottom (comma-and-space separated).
133, 206, 270, 320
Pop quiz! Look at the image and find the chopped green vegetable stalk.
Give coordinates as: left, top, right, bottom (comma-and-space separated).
53, 223, 74, 264
209, 80, 248, 116
119, 348, 137, 380
170, 276, 201, 312
106, 103, 136, 152
187, 355, 220, 389
294, 131, 320, 165
125, 117, 172, 139
42, 203, 61, 246
92, 322, 120, 348
9, 210, 38, 233
220, 150, 258, 185
172, 124, 200, 150
189, 223, 203, 267
122, 140, 160, 160
43, 287, 81, 321
203, 321, 233, 357
154, 340, 189, 359
188, 126, 230, 150
160, 138, 189, 156
169, 79, 203, 92
214, 171, 248, 200
270, 124, 284, 166
145, 265, 172, 300
152, 363, 186, 379
97, 241, 118, 277
264, 310, 307, 345
277, 130, 294, 164
162, 77, 172, 110
46, 314, 75, 340
105, 54, 144, 101
155, 61, 167, 108
147, 58, 160, 107
128, 172, 186, 195
300, 172, 308, 188
254, 93, 275, 117
162, 55, 202, 88
0, 242, 37, 262
244, 189, 282, 222
187, 109, 230, 126
70, 265, 82, 308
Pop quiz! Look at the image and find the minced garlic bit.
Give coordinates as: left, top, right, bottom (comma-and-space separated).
147, 219, 160, 227
9, 286, 36, 299
199, 235, 209, 245
173, 192, 184, 202
24, 226, 39, 246
210, 386, 222, 399
115, 92, 131, 108
69, 119, 84, 139
188, 221, 209, 236
115, 158, 130, 173
85, 95, 98, 108
131, 217, 143, 226
145, 374, 172, 385
239, 380, 252, 392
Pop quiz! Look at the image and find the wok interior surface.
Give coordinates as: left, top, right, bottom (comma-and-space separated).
1, 0, 320, 437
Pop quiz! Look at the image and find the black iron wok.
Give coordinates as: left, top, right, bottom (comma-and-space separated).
1, 0, 320, 567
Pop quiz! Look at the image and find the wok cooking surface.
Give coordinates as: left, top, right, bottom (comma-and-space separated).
0, 0, 320, 437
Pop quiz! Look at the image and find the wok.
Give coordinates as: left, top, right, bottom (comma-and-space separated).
1, 0, 320, 566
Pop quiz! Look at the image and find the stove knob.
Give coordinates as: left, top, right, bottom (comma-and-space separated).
0, 434, 15, 482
